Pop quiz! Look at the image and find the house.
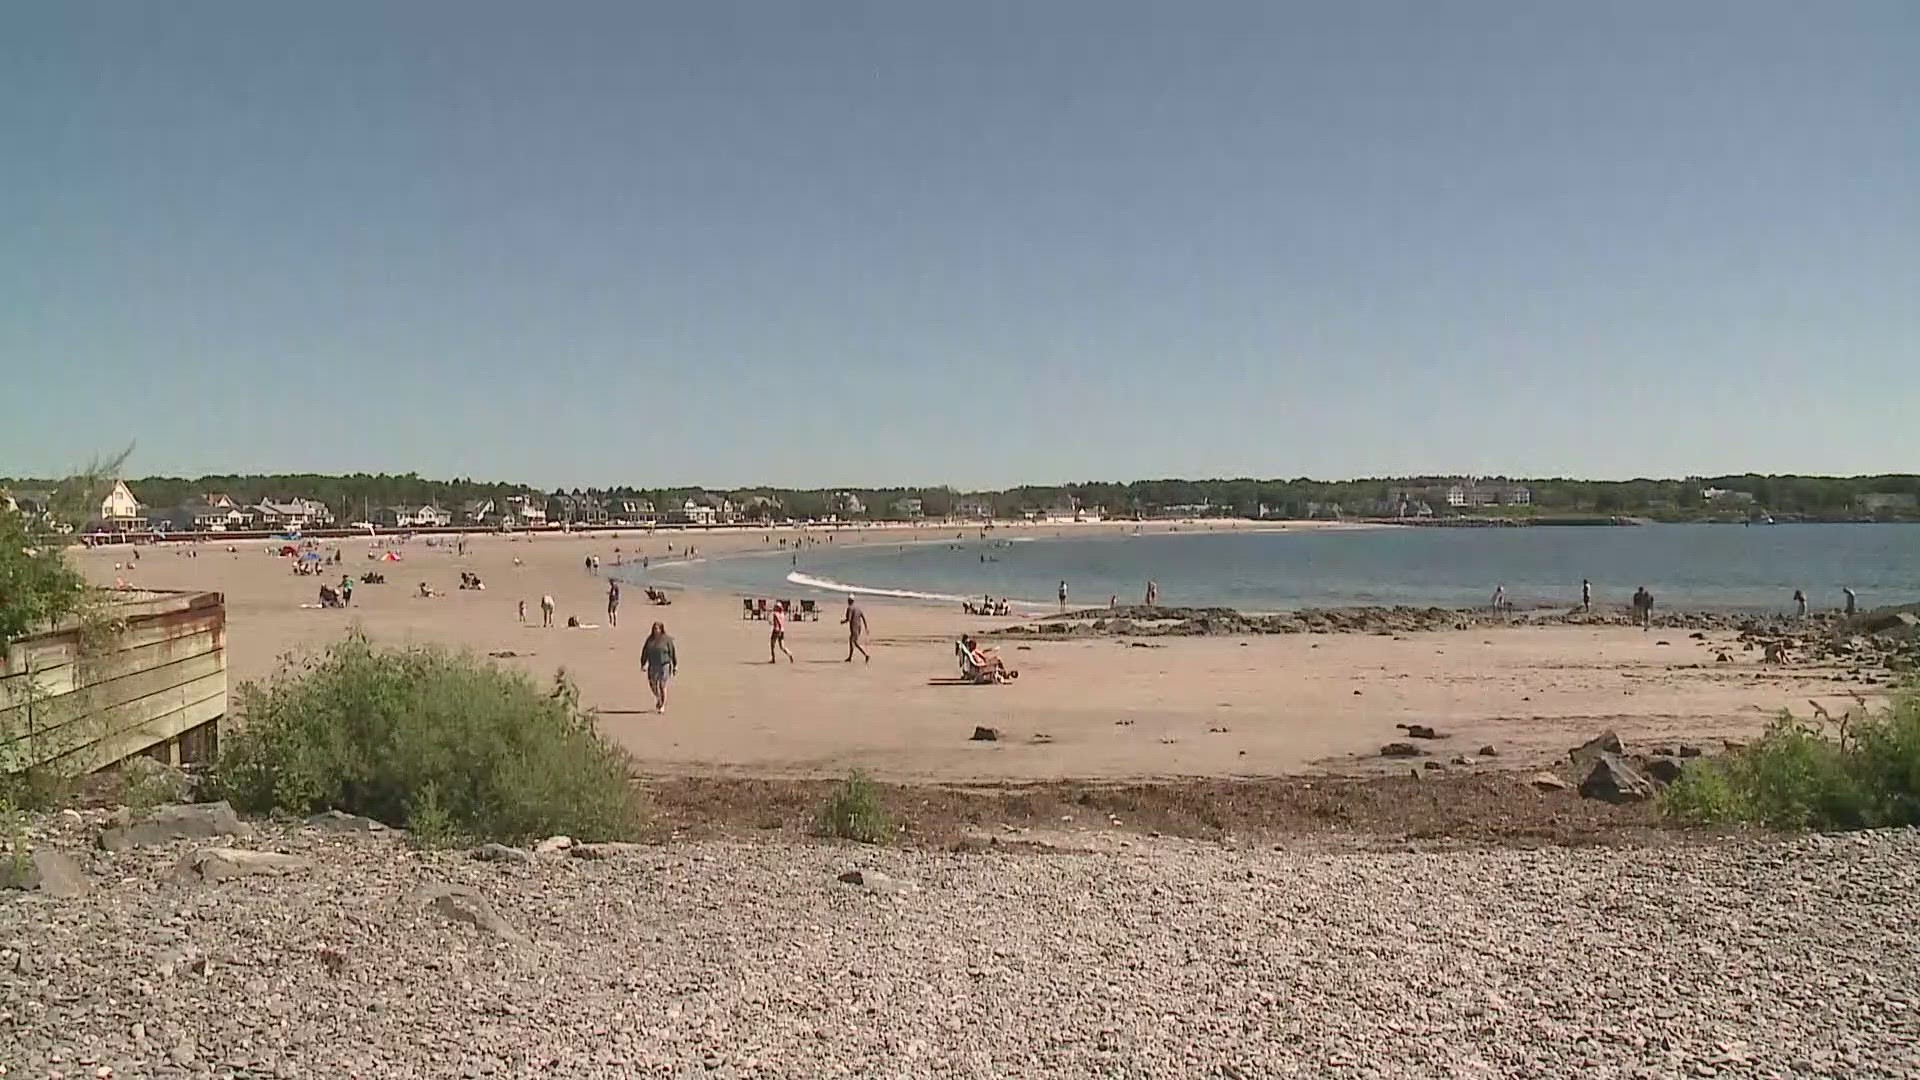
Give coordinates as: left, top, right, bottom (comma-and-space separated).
891, 497, 924, 519
611, 499, 655, 524
252, 497, 334, 531
154, 493, 256, 532
459, 499, 495, 525
1445, 479, 1530, 508
96, 480, 147, 531
737, 494, 783, 521
377, 504, 451, 529
830, 491, 866, 518
663, 499, 717, 526
1703, 487, 1758, 506
502, 494, 547, 528
547, 493, 608, 527
693, 492, 738, 523
3, 489, 52, 519
953, 500, 994, 521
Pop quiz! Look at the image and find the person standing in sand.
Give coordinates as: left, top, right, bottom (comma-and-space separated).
641, 621, 677, 713
1144, 580, 1159, 607
1793, 588, 1807, 619
518, 599, 527, 624
842, 597, 871, 663
1491, 584, 1506, 613
1058, 580, 1069, 611
769, 603, 794, 663
1582, 578, 1592, 613
1843, 587, 1857, 617
540, 593, 555, 628
1631, 586, 1653, 629
607, 579, 621, 627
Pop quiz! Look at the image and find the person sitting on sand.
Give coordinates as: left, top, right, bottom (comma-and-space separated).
418, 582, 438, 598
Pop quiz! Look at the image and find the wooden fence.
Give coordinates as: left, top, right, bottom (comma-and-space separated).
1, 590, 227, 773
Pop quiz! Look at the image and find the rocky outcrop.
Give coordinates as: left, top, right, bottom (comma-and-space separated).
99, 802, 253, 852
1578, 753, 1655, 804
0, 849, 90, 898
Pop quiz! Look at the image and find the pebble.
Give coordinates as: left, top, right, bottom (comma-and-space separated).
3, 816, 1917, 1076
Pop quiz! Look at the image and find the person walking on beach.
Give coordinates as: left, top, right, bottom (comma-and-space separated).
606, 579, 621, 627
1793, 588, 1808, 619
540, 593, 555, 628
769, 603, 794, 663
842, 597, 871, 663
1144, 580, 1159, 607
1631, 586, 1653, 630
1581, 578, 1592, 613
1491, 584, 1506, 613
1844, 587, 1857, 617
518, 599, 527, 624
1058, 580, 1069, 611
641, 621, 676, 713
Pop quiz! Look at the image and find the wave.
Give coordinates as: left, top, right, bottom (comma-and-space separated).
785, 571, 972, 604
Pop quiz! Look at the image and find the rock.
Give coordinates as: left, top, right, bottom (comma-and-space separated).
0, 848, 91, 898
1379, 742, 1422, 758
305, 810, 387, 833
172, 847, 310, 884
169, 1038, 197, 1067
1477, 745, 1499, 757
1530, 772, 1570, 792
568, 842, 645, 861
472, 843, 536, 864
120, 755, 196, 802
837, 868, 908, 893
1677, 745, 1704, 758
1569, 731, 1626, 771
1645, 758, 1684, 784
1449, 755, 1474, 766
534, 836, 574, 854
970, 726, 1000, 742
1395, 724, 1445, 740
413, 882, 528, 945
1578, 752, 1655, 804
99, 801, 252, 852
1423, 760, 1444, 771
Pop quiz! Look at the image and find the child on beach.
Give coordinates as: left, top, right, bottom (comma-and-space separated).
518, 599, 527, 624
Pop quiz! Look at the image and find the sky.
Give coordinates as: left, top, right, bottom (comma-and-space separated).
2, 1, 1916, 490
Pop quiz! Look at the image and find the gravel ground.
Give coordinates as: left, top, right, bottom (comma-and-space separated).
4, 814, 1918, 1079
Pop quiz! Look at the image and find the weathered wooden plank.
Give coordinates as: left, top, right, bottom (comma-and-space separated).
55, 693, 226, 775
3, 607, 224, 677
0, 650, 227, 750
13, 670, 228, 765
3, 591, 223, 673
0, 626, 222, 705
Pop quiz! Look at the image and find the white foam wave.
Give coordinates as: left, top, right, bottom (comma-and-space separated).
785, 571, 970, 604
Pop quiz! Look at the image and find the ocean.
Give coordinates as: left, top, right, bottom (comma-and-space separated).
651, 523, 1920, 614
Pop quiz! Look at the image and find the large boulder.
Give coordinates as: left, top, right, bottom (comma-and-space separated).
1644, 757, 1684, 784
1578, 752, 1655, 804
1569, 731, 1626, 771
172, 847, 310, 885
100, 802, 252, 852
305, 810, 388, 833
0, 849, 91, 898
1379, 742, 1423, 758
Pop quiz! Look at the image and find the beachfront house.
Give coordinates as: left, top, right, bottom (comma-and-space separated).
459, 499, 495, 525
610, 499, 655, 525
377, 504, 451, 529
890, 497, 924, 519
3, 489, 52, 521
953, 499, 994, 521
502, 494, 547, 528
97, 480, 148, 532
663, 499, 717, 526
1703, 487, 1758, 506
830, 491, 866, 518
547, 493, 608, 527
1444, 479, 1531, 508
251, 497, 334, 531
737, 494, 783, 522
154, 493, 256, 532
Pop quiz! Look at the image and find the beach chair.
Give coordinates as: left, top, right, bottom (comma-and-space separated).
799, 599, 818, 621
742, 598, 757, 619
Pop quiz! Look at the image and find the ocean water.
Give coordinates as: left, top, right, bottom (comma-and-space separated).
655, 524, 1920, 614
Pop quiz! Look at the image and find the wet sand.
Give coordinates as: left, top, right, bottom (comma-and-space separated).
77, 525, 1872, 782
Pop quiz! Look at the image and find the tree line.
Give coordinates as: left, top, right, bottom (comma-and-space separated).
5, 471, 1917, 523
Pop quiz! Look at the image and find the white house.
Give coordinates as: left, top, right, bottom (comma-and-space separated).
611, 499, 655, 524
459, 499, 495, 525
664, 499, 717, 525
953, 500, 994, 521
97, 479, 146, 530
830, 491, 866, 518
378, 504, 451, 529
502, 494, 547, 528
253, 497, 334, 530
891, 497, 924, 519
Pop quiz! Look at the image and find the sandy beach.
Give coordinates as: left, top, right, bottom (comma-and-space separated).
76, 523, 1874, 783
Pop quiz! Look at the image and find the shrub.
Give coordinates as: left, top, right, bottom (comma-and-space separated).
816, 770, 891, 843
1663, 687, 1920, 830
208, 634, 643, 843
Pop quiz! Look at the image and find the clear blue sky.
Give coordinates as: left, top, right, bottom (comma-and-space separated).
3, 1, 1915, 490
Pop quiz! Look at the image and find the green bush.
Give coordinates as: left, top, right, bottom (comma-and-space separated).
1663, 687, 1920, 830
208, 634, 642, 843
816, 770, 891, 843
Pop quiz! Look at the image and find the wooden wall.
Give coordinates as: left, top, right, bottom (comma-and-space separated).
1, 591, 226, 773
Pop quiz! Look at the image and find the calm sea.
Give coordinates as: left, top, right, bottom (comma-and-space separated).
654, 524, 1920, 614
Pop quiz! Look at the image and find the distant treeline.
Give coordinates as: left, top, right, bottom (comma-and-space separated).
4, 472, 1917, 522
